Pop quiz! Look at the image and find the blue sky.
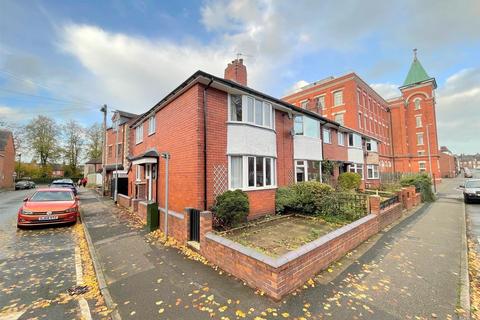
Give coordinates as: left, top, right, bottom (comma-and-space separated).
1, 0, 479, 154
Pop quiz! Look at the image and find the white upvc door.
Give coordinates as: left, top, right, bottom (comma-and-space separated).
145, 164, 152, 201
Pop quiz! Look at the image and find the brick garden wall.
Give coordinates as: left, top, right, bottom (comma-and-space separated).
138, 201, 148, 222
117, 194, 131, 209
159, 209, 189, 244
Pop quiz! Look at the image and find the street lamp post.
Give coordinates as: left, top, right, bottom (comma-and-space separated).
17, 153, 21, 181
426, 124, 433, 175
114, 116, 119, 203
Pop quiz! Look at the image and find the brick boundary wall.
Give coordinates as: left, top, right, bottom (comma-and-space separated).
117, 194, 131, 209
159, 208, 189, 244
200, 189, 423, 300
131, 199, 140, 213
201, 214, 379, 300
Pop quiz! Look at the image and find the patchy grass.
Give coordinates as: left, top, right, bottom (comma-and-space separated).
222, 215, 346, 257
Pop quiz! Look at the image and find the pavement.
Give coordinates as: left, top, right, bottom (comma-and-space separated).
0, 188, 108, 320
80, 178, 468, 320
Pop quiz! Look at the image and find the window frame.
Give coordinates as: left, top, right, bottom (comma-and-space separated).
348, 133, 362, 148
414, 98, 421, 110
367, 164, 379, 179
228, 155, 276, 191
415, 115, 422, 128
295, 160, 322, 183
348, 163, 364, 180
418, 161, 427, 172
323, 128, 331, 144
135, 125, 143, 144
333, 90, 344, 106
417, 132, 424, 145
228, 94, 275, 130
316, 95, 326, 110
148, 116, 156, 135
338, 132, 345, 146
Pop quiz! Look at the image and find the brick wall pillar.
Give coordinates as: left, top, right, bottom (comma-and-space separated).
396, 190, 403, 209
200, 211, 213, 248
369, 195, 381, 215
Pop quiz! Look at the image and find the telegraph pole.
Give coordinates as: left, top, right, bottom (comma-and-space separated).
101, 104, 107, 196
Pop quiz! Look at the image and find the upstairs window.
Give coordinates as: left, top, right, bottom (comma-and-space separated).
338, 132, 345, 146
419, 161, 426, 172
333, 91, 343, 106
148, 116, 156, 135
417, 133, 424, 145
230, 94, 242, 121
367, 164, 379, 179
366, 140, 378, 152
135, 125, 143, 144
116, 143, 123, 158
229, 94, 274, 129
334, 113, 344, 125
300, 100, 308, 109
323, 128, 331, 143
316, 96, 325, 109
295, 116, 320, 138
414, 98, 421, 110
415, 115, 422, 128
348, 133, 362, 148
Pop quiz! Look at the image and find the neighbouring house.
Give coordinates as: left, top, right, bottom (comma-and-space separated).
458, 154, 480, 170
0, 129, 15, 189
104, 110, 139, 197
439, 147, 458, 178
51, 164, 65, 177
283, 50, 442, 181
84, 158, 103, 186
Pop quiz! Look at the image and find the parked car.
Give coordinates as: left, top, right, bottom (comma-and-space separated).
15, 180, 36, 190
460, 179, 480, 203
49, 179, 77, 196
17, 188, 79, 228
464, 168, 473, 178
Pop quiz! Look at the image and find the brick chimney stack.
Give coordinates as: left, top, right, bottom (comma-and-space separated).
224, 58, 247, 86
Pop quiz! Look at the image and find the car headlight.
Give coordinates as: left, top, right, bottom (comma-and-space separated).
21, 209, 33, 215
64, 207, 77, 213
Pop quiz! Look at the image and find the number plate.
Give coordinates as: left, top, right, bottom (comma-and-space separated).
39, 215, 58, 221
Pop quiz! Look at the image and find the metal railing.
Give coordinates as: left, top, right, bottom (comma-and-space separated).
380, 195, 400, 210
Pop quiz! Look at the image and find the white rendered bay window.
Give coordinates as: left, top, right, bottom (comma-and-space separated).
229, 94, 274, 129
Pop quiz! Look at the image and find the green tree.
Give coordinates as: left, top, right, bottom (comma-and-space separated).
62, 120, 85, 175
25, 116, 60, 172
85, 122, 103, 160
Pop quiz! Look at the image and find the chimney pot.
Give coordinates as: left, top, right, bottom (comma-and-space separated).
224, 58, 247, 86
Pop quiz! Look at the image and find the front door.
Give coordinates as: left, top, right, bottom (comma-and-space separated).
145, 164, 152, 201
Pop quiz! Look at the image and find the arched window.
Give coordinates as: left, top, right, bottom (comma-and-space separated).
414, 98, 421, 110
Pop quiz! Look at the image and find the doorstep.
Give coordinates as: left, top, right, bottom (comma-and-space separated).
187, 240, 200, 252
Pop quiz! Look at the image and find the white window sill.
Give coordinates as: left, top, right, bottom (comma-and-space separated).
148, 132, 155, 136
135, 141, 143, 145
227, 121, 275, 132
231, 185, 278, 192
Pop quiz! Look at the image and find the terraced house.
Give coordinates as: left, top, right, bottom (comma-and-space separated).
110, 59, 377, 242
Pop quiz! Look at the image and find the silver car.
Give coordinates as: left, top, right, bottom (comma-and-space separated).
461, 179, 480, 203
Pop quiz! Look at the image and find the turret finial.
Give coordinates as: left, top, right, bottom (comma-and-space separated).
413, 48, 418, 60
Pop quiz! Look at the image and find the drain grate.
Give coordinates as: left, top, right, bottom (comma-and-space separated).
67, 285, 89, 296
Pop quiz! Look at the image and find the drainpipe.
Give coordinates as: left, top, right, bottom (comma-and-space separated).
388, 108, 396, 173
203, 79, 214, 210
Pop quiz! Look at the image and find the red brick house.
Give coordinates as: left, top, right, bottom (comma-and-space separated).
439, 146, 458, 178
104, 110, 138, 197
283, 50, 442, 182
0, 129, 15, 189
113, 59, 359, 238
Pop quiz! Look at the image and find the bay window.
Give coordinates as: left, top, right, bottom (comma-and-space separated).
229, 155, 276, 190
338, 132, 345, 146
366, 140, 378, 152
229, 94, 274, 129
295, 160, 321, 182
294, 115, 320, 138
349, 163, 364, 179
348, 133, 362, 148
367, 164, 379, 179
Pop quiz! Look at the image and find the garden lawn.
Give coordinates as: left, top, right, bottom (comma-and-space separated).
222, 215, 345, 257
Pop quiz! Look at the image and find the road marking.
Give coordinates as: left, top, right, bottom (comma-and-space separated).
75, 246, 92, 320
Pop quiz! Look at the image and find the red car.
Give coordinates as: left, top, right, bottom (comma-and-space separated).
17, 188, 79, 228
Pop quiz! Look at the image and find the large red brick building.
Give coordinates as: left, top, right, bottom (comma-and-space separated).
284, 51, 441, 180
0, 129, 16, 189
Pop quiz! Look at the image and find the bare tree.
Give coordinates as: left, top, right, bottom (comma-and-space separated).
85, 122, 103, 160
25, 116, 60, 168
62, 120, 85, 175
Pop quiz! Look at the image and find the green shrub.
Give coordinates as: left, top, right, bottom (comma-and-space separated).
400, 173, 435, 202
338, 172, 362, 191
212, 190, 249, 228
275, 186, 297, 214
275, 181, 334, 215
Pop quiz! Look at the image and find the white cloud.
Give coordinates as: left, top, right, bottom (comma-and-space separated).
436, 68, 480, 154
370, 83, 400, 100
0, 105, 24, 121
284, 80, 309, 95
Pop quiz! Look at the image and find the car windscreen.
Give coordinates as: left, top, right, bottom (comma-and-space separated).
30, 191, 74, 201
51, 183, 74, 188
466, 181, 480, 188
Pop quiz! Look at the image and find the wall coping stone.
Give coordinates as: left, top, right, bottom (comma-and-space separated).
139, 200, 156, 206
118, 193, 131, 199
206, 214, 377, 269
159, 207, 184, 220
